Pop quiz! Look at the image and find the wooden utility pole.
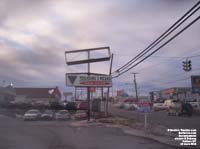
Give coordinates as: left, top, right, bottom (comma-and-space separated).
131, 72, 139, 101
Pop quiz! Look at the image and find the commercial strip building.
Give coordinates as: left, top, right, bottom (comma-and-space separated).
0, 86, 61, 106
14, 87, 61, 105
150, 87, 200, 103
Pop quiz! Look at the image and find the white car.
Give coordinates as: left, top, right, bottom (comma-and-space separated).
55, 110, 70, 120
113, 102, 124, 108
131, 103, 140, 110
153, 102, 167, 111
41, 110, 54, 120
23, 109, 41, 121
124, 103, 133, 110
123, 103, 139, 111
187, 102, 199, 109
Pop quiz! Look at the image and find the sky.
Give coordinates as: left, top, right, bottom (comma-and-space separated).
0, 0, 200, 96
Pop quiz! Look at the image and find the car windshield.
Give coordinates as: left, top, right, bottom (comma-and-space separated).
77, 111, 85, 113
44, 110, 53, 114
27, 110, 39, 114
58, 111, 68, 114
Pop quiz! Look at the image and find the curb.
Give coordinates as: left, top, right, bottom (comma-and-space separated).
68, 119, 199, 148
102, 123, 200, 149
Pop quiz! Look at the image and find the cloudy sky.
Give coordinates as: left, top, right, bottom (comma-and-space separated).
0, 0, 200, 95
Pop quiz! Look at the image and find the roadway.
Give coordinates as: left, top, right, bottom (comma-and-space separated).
0, 113, 174, 149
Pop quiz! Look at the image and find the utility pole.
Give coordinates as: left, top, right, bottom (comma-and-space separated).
131, 72, 139, 101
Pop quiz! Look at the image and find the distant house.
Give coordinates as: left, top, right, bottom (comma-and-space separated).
14, 87, 61, 105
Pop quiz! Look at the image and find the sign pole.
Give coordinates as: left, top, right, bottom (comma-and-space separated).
144, 113, 147, 129
75, 87, 77, 101
101, 87, 104, 112
87, 51, 91, 121
106, 53, 114, 116
64, 46, 112, 121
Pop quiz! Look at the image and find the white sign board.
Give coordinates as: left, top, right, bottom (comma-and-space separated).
66, 74, 112, 87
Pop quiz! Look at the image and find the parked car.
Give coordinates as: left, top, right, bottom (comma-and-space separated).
76, 101, 88, 110
181, 103, 193, 116
153, 102, 167, 111
74, 110, 87, 120
113, 102, 124, 108
41, 110, 54, 120
124, 103, 138, 111
123, 103, 132, 110
66, 102, 77, 111
55, 110, 70, 120
114, 99, 137, 109
187, 101, 199, 109
164, 99, 174, 107
23, 109, 41, 121
164, 99, 182, 116
130, 103, 139, 110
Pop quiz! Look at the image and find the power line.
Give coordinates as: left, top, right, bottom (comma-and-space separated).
137, 68, 200, 92
135, 67, 200, 90
113, 15, 200, 78
113, 1, 200, 76
117, 54, 200, 79
114, 8, 200, 74
113, 1, 200, 71
113, 53, 183, 59
113, 52, 200, 59
151, 54, 200, 59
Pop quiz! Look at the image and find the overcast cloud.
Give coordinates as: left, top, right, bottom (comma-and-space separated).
0, 0, 200, 95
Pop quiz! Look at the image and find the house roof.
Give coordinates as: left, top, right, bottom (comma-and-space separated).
14, 87, 61, 99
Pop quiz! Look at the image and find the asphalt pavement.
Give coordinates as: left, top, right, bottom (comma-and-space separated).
0, 114, 174, 149
108, 104, 200, 138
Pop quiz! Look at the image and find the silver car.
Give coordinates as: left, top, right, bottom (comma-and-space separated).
55, 110, 70, 120
23, 109, 41, 121
41, 110, 54, 120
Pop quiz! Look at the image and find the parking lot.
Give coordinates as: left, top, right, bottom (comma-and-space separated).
109, 103, 200, 138
0, 108, 89, 121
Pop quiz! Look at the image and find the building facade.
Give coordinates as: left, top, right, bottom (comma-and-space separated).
13, 87, 61, 105
150, 87, 200, 102
0, 85, 15, 106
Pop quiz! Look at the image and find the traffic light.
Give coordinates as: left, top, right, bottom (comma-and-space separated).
188, 60, 192, 71
182, 59, 192, 72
